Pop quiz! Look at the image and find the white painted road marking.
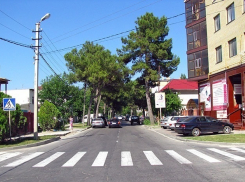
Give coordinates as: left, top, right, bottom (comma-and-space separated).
143, 151, 163, 165
0, 152, 22, 162
33, 152, 65, 167
92, 152, 108, 167
165, 150, 192, 164
121, 151, 133, 166
187, 149, 220, 163
230, 147, 245, 154
208, 148, 245, 161
4, 152, 44, 167
62, 152, 86, 167
0, 152, 6, 155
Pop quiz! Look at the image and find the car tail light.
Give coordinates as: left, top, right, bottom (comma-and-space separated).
108, 122, 110, 124
118, 121, 121, 124
169, 124, 172, 126
181, 124, 186, 128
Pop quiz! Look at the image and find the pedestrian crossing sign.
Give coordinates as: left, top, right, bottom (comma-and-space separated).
3, 98, 16, 111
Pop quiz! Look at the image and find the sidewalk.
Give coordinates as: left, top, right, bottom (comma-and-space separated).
144, 125, 245, 144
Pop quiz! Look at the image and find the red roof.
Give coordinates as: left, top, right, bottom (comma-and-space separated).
160, 79, 198, 91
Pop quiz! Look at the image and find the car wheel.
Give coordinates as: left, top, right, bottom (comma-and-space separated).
192, 128, 200, 136
223, 126, 231, 134
163, 127, 166, 129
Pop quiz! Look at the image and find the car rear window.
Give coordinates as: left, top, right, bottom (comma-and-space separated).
179, 117, 196, 123
93, 119, 102, 121
178, 117, 188, 122
172, 117, 179, 120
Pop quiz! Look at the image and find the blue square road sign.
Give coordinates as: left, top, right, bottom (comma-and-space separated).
3, 98, 16, 111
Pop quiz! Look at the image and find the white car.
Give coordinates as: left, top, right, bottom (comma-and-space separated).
168, 116, 189, 130
118, 116, 123, 120
160, 116, 173, 129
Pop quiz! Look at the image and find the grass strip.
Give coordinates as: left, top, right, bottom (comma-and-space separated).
185, 134, 245, 143
0, 135, 57, 148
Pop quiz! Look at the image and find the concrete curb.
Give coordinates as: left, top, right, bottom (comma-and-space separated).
0, 137, 60, 151
144, 125, 245, 146
0, 126, 92, 151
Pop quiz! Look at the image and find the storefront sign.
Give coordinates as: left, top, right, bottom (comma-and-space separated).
212, 79, 228, 110
217, 110, 227, 118
199, 82, 211, 111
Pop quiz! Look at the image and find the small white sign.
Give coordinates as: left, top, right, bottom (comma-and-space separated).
217, 110, 227, 118
155, 92, 165, 108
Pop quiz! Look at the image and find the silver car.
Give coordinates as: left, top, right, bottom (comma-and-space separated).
91, 118, 105, 128
169, 116, 189, 130
160, 116, 173, 129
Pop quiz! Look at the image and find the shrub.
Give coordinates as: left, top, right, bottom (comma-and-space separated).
143, 119, 151, 125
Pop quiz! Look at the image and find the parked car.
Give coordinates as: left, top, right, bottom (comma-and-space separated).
131, 116, 140, 125
174, 116, 234, 136
118, 116, 123, 120
160, 116, 173, 129
108, 117, 121, 128
98, 116, 107, 126
91, 118, 105, 128
169, 116, 189, 130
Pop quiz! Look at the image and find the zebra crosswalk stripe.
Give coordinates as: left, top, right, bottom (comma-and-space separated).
230, 147, 245, 154
187, 149, 220, 163
0, 152, 22, 163
165, 150, 192, 164
4, 152, 44, 167
121, 151, 133, 166
33, 152, 65, 167
92, 152, 108, 167
62, 152, 86, 167
0, 152, 6, 155
143, 151, 163, 165
208, 148, 245, 161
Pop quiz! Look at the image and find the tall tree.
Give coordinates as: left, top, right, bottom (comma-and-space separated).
64, 41, 127, 125
117, 12, 180, 124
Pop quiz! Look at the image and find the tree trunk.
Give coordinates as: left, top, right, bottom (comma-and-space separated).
87, 89, 95, 126
96, 93, 101, 117
93, 88, 99, 118
145, 79, 154, 124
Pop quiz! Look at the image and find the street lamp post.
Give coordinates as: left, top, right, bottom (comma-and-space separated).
32, 13, 50, 140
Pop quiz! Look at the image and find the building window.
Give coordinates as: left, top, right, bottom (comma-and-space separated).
216, 46, 222, 63
195, 58, 201, 68
32, 96, 34, 104
229, 38, 237, 57
214, 14, 220, 32
227, 3, 235, 23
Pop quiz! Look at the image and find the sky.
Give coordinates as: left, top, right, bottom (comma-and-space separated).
0, 0, 187, 90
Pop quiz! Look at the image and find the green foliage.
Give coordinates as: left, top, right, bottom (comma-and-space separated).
0, 92, 27, 142
117, 12, 180, 124
180, 74, 187, 79
162, 89, 182, 116
143, 119, 151, 125
39, 73, 83, 121
38, 100, 60, 131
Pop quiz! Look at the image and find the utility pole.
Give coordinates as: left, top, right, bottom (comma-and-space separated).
32, 13, 50, 140
158, 65, 162, 123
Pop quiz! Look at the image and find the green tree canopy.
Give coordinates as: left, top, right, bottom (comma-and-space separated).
117, 12, 180, 124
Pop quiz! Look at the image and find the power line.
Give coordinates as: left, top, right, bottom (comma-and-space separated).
51, 0, 148, 41
0, 9, 31, 31
0, 23, 30, 40
0, 37, 33, 49
52, 0, 163, 43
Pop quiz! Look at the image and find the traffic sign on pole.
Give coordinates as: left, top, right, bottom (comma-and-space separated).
3, 98, 16, 111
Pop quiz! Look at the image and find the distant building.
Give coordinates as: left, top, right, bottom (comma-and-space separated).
7, 89, 34, 113
160, 79, 198, 110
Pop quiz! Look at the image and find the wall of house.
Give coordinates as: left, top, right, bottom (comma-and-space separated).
7, 89, 34, 113
178, 90, 198, 108
206, 0, 245, 75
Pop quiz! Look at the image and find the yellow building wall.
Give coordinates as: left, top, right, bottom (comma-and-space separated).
206, 0, 245, 75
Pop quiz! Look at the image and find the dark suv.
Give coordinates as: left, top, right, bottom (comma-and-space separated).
131, 116, 140, 125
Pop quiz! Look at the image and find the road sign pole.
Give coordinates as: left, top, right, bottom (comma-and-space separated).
9, 110, 11, 141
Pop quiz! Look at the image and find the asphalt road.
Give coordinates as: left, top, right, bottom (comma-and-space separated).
1, 120, 245, 182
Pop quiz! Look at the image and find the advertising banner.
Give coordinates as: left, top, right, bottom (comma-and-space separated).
199, 82, 211, 111
155, 92, 165, 108
212, 79, 227, 110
